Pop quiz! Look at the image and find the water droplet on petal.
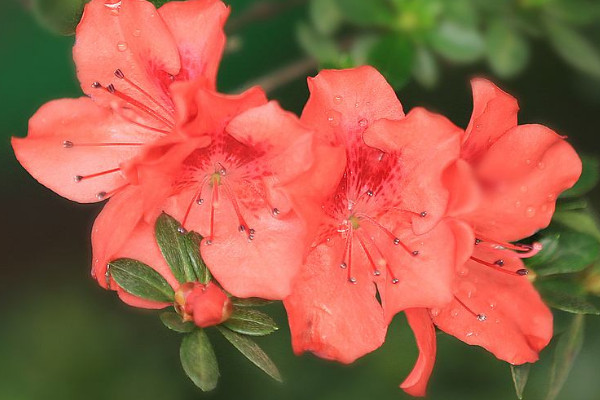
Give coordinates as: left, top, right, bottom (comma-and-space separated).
133, 29, 141, 37
514, 201, 522, 208
525, 206, 536, 218
326, 110, 339, 126
333, 95, 343, 104
547, 193, 556, 202
450, 308, 460, 318
525, 159, 532, 165
117, 41, 128, 52
466, 331, 474, 337
358, 118, 368, 128
430, 308, 440, 317
537, 161, 545, 169
340, 262, 347, 269
458, 267, 469, 276
477, 313, 487, 321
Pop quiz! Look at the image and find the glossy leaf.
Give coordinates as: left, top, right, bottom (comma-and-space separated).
368, 34, 415, 89
155, 213, 209, 284
553, 210, 600, 243
545, 314, 585, 400
510, 363, 530, 400
216, 326, 282, 382
545, 0, 600, 26
32, 0, 88, 36
310, 0, 342, 35
546, 20, 600, 78
539, 285, 600, 315
526, 231, 600, 276
333, 0, 395, 28
412, 46, 439, 88
486, 20, 529, 78
231, 297, 274, 307
430, 20, 485, 63
160, 311, 195, 333
223, 308, 278, 336
297, 23, 341, 65
560, 155, 599, 198
180, 329, 219, 391
108, 258, 174, 302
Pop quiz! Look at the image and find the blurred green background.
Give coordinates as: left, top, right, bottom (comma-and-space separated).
2, 0, 600, 399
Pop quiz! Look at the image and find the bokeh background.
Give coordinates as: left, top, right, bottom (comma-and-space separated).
2, 0, 600, 399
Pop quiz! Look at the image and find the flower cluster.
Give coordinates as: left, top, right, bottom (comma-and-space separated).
12, 0, 582, 396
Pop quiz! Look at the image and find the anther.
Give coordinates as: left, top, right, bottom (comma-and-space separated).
248, 234, 255, 241
412, 250, 419, 256
477, 313, 487, 322
340, 262, 347, 269
393, 238, 400, 245
516, 269, 529, 276
96, 191, 107, 200
73, 175, 83, 183
367, 190, 374, 197
196, 198, 204, 205
494, 259, 505, 267
105, 264, 112, 289
475, 238, 482, 245
374, 270, 381, 276
106, 84, 116, 93
272, 208, 280, 216
238, 225, 246, 232
62, 140, 74, 148
91, 81, 101, 89
114, 69, 125, 79
348, 277, 357, 284
205, 239, 213, 245
177, 226, 187, 234
249, 228, 255, 235
420, 211, 428, 218
391, 278, 400, 284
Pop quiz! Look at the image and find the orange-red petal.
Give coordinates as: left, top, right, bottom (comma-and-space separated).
401, 308, 437, 397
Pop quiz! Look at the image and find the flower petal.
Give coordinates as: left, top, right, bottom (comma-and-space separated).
74, 0, 180, 119
462, 78, 519, 162
159, 0, 229, 86
401, 309, 437, 397
284, 243, 387, 363
301, 66, 404, 145
431, 247, 553, 364
466, 124, 582, 241
12, 97, 159, 203
363, 108, 462, 234
379, 218, 457, 322
443, 159, 481, 217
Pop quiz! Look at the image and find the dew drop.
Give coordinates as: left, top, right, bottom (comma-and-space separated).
514, 200, 522, 208
326, 110, 339, 126
62, 140, 74, 148
547, 193, 556, 202
525, 206, 536, 218
489, 301, 496, 309
458, 267, 469, 276
477, 313, 487, 322
450, 308, 460, 318
525, 159, 532, 165
430, 308, 440, 317
358, 118, 368, 128
333, 95, 343, 104
537, 161, 546, 170
117, 41, 128, 52
132, 29, 142, 37
466, 331, 474, 337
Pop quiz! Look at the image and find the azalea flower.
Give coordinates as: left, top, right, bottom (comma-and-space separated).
400, 79, 582, 397
283, 66, 468, 363
12, 0, 229, 203
175, 282, 233, 328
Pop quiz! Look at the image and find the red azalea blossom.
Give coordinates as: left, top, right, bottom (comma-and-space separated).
12, 0, 229, 203
401, 79, 582, 397
175, 282, 233, 328
283, 66, 467, 363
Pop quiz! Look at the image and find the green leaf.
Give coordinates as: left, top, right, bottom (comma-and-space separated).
223, 309, 278, 336
553, 210, 600, 243
333, 0, 395, 28
541, 287, 600, 315
160, 311, 195, 333
430, 20, 485, 63
108, 258, 174, 302
180, 329, 219, 391
297, 23, 342, 65
486, 20, 529, 78
560, 155, 600, 198
545, 314, 585, 400
309, 0, 342, 36
546, 20, 600, 79
367, 34, 415, 89
32, 0, 88, 36
412, 46, 439, 88
155, 213, 210, 284
510, 364, 531, 400
231, 297, 274, 307
217, 326, 282, 382
545, 0, 600, 26
526, 230, 600, 276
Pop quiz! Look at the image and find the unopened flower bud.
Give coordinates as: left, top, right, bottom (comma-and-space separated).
174, 282, 233, 328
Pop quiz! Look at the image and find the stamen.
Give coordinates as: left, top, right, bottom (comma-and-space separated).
470, 256, 529, 277
357, 231, 399, 284
93, 83, 174, 129
74, 167, 121, 182
340, 227, 356, 283
222, 181, 254, 240
114, 69, 175, 119
476, 235, 543, 257
96, 182, 129, 200
356, 213, 415, 255
355, 232, 381, 276
180, 176, 210, 232
454, 295, 486, 321
207, 179, 218, 244
63, 141, 145, 147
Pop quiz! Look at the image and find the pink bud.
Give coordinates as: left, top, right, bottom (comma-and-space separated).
174, 282, 233, 328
